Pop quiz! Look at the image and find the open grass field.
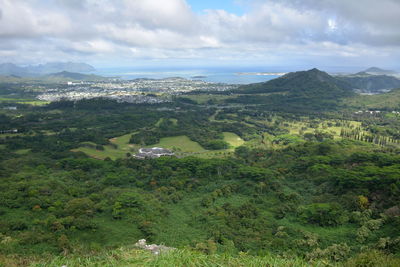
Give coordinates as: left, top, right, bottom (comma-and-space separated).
0, 97, 50, 106
14, 149, 31, 155
286, 120, 361, 139
223, 132, 244, 147
72, 143, 128, 160
184, 94, 236, 104
146, 135, 206, 153
155, 118, 178, 127
72, 133, 139, 160
73, 132, 246, 159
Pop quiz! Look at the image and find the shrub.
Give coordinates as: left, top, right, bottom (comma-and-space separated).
299, 203, 348, 226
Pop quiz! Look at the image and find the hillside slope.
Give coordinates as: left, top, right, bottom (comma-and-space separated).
343, 87, 400, 109
237, 68, 354, 97
363, 67, 397, 75
228, 69, 354, 112
337, 73, 400, 93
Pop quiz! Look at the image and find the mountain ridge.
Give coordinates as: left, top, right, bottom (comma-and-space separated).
237, 68, 354, 98
363, 67, 397, 75
45, 71, 104, 81
0, 62, 96, 76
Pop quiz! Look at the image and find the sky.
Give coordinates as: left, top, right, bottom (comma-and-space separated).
0, 0, 399, 71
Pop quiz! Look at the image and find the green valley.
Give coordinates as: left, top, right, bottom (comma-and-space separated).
1, 68, 400, 267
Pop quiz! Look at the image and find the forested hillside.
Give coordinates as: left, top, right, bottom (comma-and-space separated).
1, 70, 400, 266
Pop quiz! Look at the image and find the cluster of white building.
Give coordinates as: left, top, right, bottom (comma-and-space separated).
36, 77, 238, 102
134, 147, 174, 159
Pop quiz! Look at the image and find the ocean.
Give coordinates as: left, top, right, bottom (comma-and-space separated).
95, 67, 283, 84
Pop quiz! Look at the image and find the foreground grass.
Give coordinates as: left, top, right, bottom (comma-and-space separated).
3, 248, 399, 267
1, 248, 327, 267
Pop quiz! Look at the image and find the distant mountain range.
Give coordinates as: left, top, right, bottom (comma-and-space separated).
335, 67, 400, 93
0, 62, 96, 76
45, 71, 103, 81
0, 71, 105, 82
337, 73, 400, 93
362, 67, 397, 75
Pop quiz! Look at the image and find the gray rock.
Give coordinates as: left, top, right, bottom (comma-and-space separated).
134, 239, 175, 255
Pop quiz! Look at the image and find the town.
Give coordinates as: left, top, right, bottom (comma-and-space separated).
35, 77, 238, 102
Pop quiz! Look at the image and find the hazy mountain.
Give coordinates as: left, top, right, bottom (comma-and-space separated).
32, 62, 95, 74
0, 63, 27, 76
45, 71, 104, 81
363, 67, 397, 75
0, 62, 96, 76
337, 73, 400, 93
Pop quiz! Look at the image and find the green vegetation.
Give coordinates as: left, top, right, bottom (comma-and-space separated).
343, 88, 400, 109
223, 132, 244, 147
146, 135, 205, 153
1, 71, 400, 266
337, 73, 400, 93
2, 247, 329, 267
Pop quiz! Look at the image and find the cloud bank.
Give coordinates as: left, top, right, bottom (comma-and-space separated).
0, 0, 399, 69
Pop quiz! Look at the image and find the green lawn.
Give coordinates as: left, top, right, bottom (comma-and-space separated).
286, 120, 362, 139
223, 132, 244, 147
72, 133, 139, 160
73, 132, 245, 160
185, 94, 235, 104
0, 97, 49, 106
72, 145, 127, 160
146, 136, 206, 153
155, 118, 178, 127
14, 149, 31, 155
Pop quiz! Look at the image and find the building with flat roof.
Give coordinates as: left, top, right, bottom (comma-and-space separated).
134, 147, 174, 159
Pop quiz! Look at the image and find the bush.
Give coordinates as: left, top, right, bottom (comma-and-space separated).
204, 140, 229, 150
306, 243, 350, 262
64, 198, 95, 217
345, 250, 400, 267
299, 203, 348, 226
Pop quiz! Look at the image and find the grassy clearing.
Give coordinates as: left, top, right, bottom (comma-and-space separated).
73, 132, 245, 159
109, 132, 137, 149
17, 100, 50, 106
155, 118, 178, 127
146, 136, 206, 153
0, 98, 49, 106
286, 120, 361, 139
155, 197, 208, 246
14, 149, 31, 155
72, 145, 125, 160
185, 94, 235, 104
223, 132, 244, 147
0, 133, 26, 139
72, 133, 139, 160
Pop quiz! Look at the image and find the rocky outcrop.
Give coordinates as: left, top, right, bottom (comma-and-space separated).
134, 239, 175, 255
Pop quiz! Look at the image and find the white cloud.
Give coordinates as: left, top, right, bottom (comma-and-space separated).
0, 0, 399, 68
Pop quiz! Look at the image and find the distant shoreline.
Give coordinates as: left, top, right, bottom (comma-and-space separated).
236, 72, 287, 76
